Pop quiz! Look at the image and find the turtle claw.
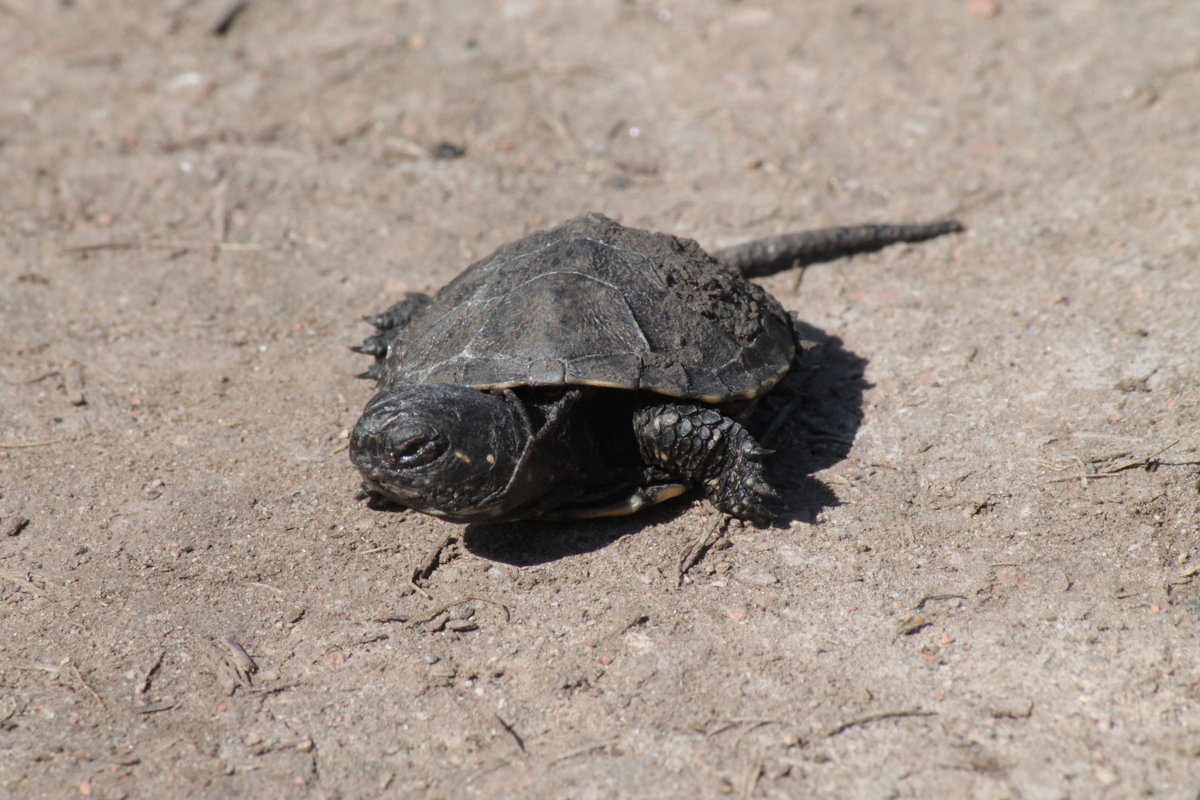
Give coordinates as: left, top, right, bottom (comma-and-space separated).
741, 440, 774, 459
355, 294, 434, 379
365, 292, 432, 331
352, 333, 390, 358
716, 466, 782, 525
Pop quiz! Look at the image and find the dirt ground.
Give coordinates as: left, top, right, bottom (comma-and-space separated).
2, 1, 1199, 797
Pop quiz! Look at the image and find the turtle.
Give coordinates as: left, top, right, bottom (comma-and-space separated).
349, 212, 961, 524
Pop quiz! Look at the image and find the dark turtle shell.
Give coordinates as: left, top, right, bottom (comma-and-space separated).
380, 213, 795, 402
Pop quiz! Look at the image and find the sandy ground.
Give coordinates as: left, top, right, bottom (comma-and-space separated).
2, 1, 1199, 797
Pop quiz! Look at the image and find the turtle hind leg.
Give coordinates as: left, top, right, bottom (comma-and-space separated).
352, 292, 432, 380
632, 404, 780, 524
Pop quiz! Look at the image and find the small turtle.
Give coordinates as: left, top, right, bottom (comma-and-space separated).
350, 213, 961, 523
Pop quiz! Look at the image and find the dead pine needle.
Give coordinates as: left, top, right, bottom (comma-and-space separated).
740, 757, 764, 800
1098, 438, 1181, 473
826, 709, 936, 738
211, 1, 251, 38
0, 439, 60, 449
494, 713, 527, 753
67, 662, 106, 710
549, 740, 620, 765
62, 239, 265, 256
733, 720, 781, 753
1048, 439, 1183, 484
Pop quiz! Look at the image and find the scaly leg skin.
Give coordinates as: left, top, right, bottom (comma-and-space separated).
633, 404, 779, 524
713, 219, 964, 277
352, 292, 431, 380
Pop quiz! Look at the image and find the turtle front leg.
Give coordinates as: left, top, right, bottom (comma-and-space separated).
632, 404, 779, 523
352, 292, 431, 380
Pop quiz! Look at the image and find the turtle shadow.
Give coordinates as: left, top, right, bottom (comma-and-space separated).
756, 319, 870, 524
463, 320, 867, 563
463, 498, 690, 566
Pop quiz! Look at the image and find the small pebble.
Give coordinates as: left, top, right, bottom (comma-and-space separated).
967, 0, 1000, 17
429, 141, 466, 160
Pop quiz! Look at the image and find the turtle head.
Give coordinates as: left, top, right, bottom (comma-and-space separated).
350, 385, 533, 521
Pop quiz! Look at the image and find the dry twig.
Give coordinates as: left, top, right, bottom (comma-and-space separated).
139, 650, 165, 696
914, 594, 967, 610
412, 534, 457, 587
410, 595, 510, 627
677, 515, 728, 585
1048, 439, 1183, 484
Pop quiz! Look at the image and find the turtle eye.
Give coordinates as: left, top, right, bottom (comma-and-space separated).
385, 423, 446, 468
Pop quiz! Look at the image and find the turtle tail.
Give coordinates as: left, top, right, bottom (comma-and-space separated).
713, 219, 964, 277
